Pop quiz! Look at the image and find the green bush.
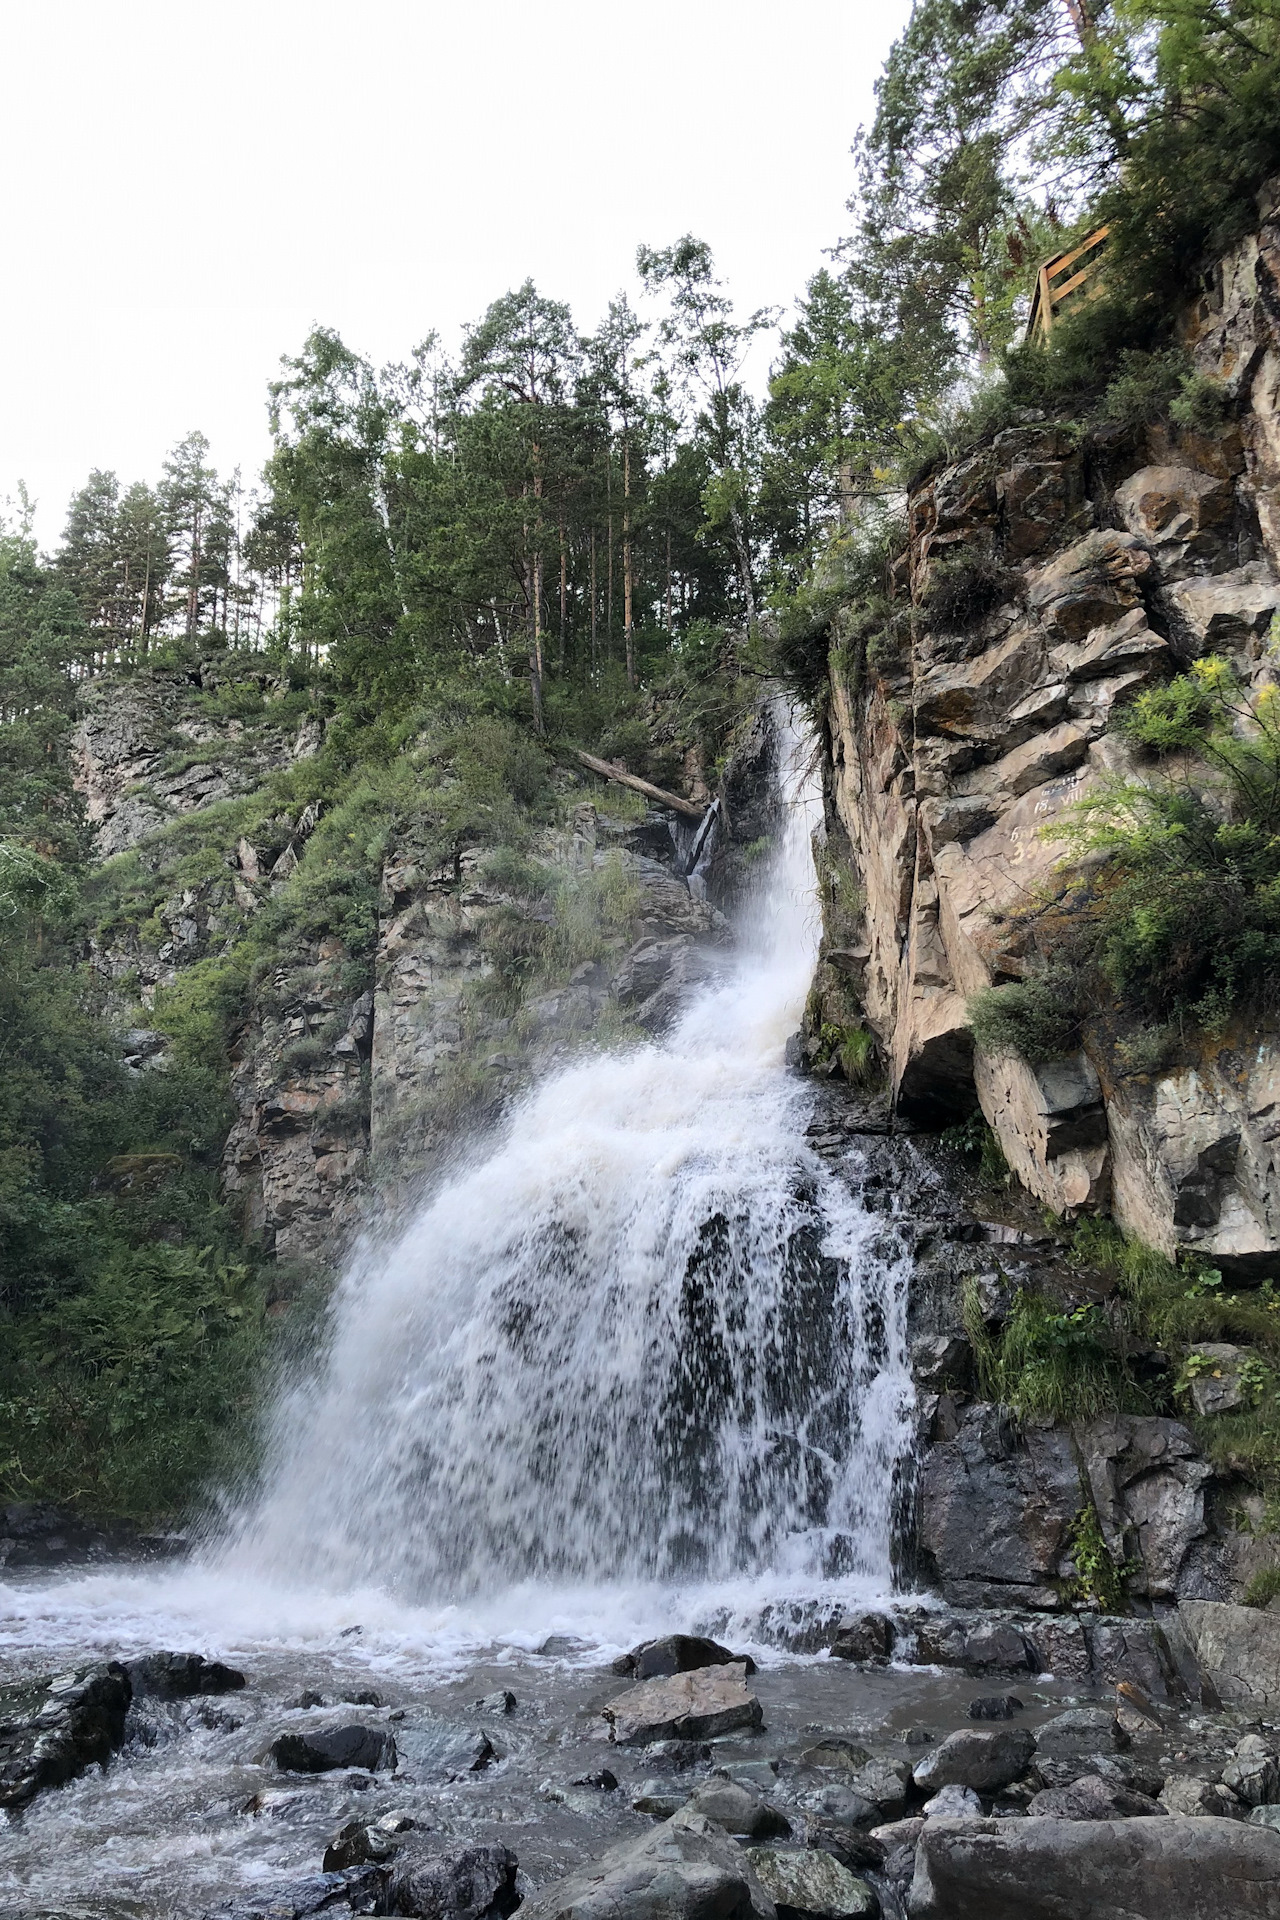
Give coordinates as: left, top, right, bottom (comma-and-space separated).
968, 973, 1080, 1063
920, 550, 1016, 630
1065, 662, 1280, 1027
964, 1282, 1131, 1423
0, 1241, 268, 1521
1244, 1565, 1280, 1609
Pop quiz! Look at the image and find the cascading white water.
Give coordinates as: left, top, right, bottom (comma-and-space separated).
221, 711, 915, 1613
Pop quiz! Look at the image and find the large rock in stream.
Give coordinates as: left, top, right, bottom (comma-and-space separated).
268, 1724, 396, 1773
0, 1660, 132, 1809
906, 1814, 1280, 1918
604, 1664, 763, 1745
521, 1808, 777, 1920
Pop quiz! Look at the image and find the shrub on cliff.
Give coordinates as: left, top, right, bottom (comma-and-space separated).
968, 969, 1082, 1063
1066, 660, 1280, 1028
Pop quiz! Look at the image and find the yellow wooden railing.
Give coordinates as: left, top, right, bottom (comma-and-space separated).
1027, 226, 1111, 343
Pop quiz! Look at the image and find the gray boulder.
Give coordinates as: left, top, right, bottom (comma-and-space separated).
1249, 1804, 1280, 1832
1027, 1773, 1164, 1820
1032, 1708, 1127, 1755
384, 1842, 520, 1920
795, 1784, 881, 1831
604, 1664, 763, 1745
1158, 1773, 1245, 1818
685, 1777, 791, 1839
906, 1814, 1280, 1919
1180, 1600, 1280, 1711
521, 1809, 777, 1920
1224, 1733, 1280, 1807
847, 1760, 911, 1821
744, 1848, 877, 1919
268, 1724, 396, 1773
0, 1661, 132, 1810
912, 1727, 1036, 1795
921, 1784, 983, 1819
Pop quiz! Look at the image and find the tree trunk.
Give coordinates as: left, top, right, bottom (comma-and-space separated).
606, 444, 614, 654
558, 513, 567, 675
186, 508, 202, 641
622, 425, 634, 688
574, 749, 705, 819
729, 502, 756, 626
665, 525, 673, 632
590, 523, 598, 674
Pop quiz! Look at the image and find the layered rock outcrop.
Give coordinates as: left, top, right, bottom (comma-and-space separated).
814, 188, 1280, 1272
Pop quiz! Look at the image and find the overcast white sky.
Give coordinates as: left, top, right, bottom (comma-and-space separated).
1, 0, 912, 549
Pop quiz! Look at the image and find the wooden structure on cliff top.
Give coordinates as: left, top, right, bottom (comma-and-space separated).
1027, 225, 1110, 343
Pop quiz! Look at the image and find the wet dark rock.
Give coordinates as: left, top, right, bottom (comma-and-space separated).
571, 1767, 619, 1791
384, 1841, 520, 1920
128, 1651, 246, 1699
268, 1725, 396, 1774
917, 1405, 1081, 1610
613, 1634, 758, 1680
342, 1688, 384, 1708
476, 1689, 518, 1715
745, 1846, 879, 1918
456, 1730, 497, 1773
202, 1865, 385, 1919
1027, 1773, 1164, 1819
967, 1695, 1023, 1721
535, 1635, 586, 1657
907, 1814, 1280, 1919
912, 1727, 1037, 1796
0, 1661, 132, 1810
684, 1776, 791, 1839
641, 1740, 714, 1774
322, 1818, 402, 1870
521, 1808, 778, 1920
807, 1830, 886, 1876
830, 1615, 893, 1665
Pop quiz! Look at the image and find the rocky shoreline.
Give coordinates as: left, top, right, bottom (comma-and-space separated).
5, 1626, 1280, 1919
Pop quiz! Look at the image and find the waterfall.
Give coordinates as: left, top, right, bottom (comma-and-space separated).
223, 711, 915, 1614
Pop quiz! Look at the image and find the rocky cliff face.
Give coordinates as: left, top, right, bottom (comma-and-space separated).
812, 188, 1280, 1277
78, 662, 770, 1274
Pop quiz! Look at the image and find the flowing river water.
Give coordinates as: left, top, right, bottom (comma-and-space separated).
0, 713, 1032, 1918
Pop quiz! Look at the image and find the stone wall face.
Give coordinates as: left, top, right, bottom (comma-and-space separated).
817, 192, 1280, 1273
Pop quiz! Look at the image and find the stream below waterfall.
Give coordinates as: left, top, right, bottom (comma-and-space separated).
0, 714, 1112, 1917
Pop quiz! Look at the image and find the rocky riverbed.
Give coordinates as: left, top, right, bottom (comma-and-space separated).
3, 1590, 1280, 1920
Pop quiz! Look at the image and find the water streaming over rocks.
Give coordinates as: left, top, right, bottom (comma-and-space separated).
0, 710, 945, 1919
222, 714, 915, 1605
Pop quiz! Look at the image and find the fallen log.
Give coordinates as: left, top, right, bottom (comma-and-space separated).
574, 749, 706, 820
